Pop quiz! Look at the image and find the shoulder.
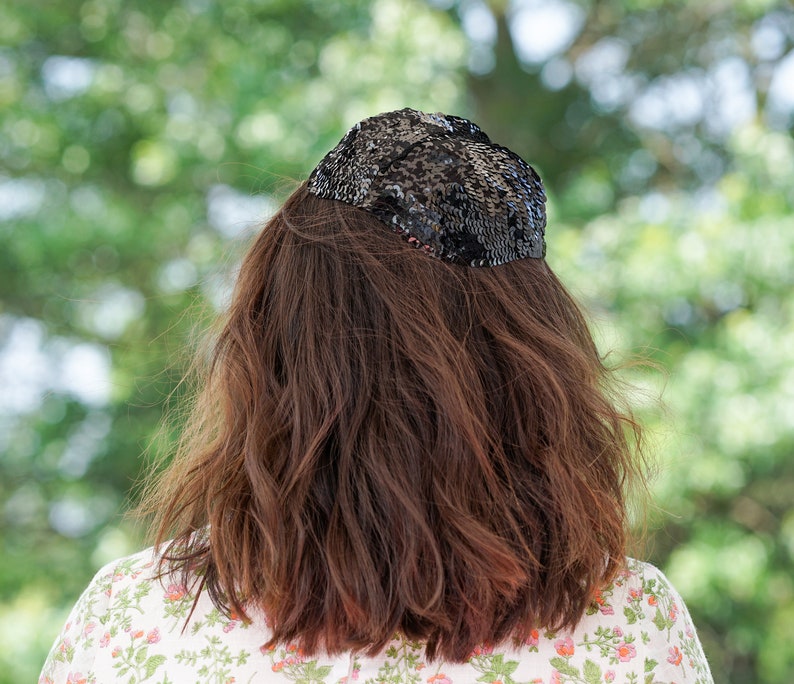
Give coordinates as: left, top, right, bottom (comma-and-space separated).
39, 547, 175, 684
591, 557, 700, 646
615, 557, 682, 606
587, 557, 714, 683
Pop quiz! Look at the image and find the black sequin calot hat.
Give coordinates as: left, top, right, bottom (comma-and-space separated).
306, 108, 546, 267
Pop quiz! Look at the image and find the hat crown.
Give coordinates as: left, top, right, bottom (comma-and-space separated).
307, 108, 546, 267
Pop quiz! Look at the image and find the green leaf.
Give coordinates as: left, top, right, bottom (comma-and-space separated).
144, 655, 167, 679
624, 606, 638, 625
549, 657, 579, 677
314, 665, 332, 678
583, 659, 602, 684
652, 608, 669, 631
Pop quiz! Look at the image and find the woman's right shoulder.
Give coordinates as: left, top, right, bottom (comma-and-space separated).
590, 557, 693, 627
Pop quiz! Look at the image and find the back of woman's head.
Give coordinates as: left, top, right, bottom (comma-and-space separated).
145, 110, 636, 660
146, 181, 644, 662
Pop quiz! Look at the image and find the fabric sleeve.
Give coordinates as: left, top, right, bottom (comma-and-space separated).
38, 559, 118, 684
634, 561, 714, 684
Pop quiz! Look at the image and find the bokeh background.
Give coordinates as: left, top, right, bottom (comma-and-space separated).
2, 0, 793, 681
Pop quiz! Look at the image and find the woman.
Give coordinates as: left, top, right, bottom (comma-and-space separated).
40, 109, 713, 683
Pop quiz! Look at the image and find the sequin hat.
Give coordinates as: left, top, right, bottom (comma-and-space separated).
306, 108, 546, 267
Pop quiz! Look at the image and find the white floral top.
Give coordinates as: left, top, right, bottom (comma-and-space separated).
40, 547, 713, 684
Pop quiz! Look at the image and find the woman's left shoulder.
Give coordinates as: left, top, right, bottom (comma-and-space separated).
38, 547, 159, 683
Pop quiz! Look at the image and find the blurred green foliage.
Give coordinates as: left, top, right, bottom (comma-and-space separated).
1, 1, 792, 682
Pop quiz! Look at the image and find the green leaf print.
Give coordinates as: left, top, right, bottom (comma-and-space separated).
302, 660, 334, 681
368, 635, 425, 683
144, 655, 167, 679
549, 657, 579, 677
652, 609, 669, 632
624, 606, 637, 625
583, 659, 602, 684
644, 658, 658, 673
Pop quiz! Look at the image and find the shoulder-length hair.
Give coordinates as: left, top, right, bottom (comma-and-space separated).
142, 184, 645, 661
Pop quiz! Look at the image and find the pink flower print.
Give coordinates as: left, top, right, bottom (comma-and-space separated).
59, 638, 72, 653
83, 622, 96, 637
686, 625, 694, 639
669, 601, 679, 622
648, 594, 657, 606
551, 670, 563, 684
468, 642, 494, 658
668, 646, 683, 666
428, 675, 452, 684
223, 622, 236, 633
283, 643, 306, 663
272, 661, 285, 672
147, 628, 161, 644
612, 626, 623, 637
628, 588, 642, 601
593, 589, 613, 615
132, 630, 144, 640
615, 642, 636, 662
66, 673, 87, 684
525, 629, 539, 647
164, 583, 186, 601
339, 665, 361, 682
111, 646, 121, 658
100, 632, 110, 648
604, 671, 616, 682
554, 637, 575, 657
260, 644, 276, 655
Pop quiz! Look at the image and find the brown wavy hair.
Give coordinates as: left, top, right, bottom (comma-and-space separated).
141, 184, 645, 661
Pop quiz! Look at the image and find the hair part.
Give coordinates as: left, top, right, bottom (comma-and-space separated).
139, 184, 646, 662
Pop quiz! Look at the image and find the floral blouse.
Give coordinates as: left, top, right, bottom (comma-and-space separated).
40, 547, 713, 684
